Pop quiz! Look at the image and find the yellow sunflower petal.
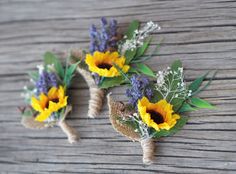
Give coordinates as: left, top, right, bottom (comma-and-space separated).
137, 97, 180, 131
35, 110, 51, 122
39, 93, 48, 109
58, 86, 65, 99
31, 96, 43, 112
84, 51, 129, 77
48, 86, 58, 99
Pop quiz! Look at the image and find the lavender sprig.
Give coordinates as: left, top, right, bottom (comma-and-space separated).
126, 75, 153, 107
35, 70, 58, 95
89, 17, 119, 53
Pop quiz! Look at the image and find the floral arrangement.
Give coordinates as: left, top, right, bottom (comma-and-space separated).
19, 52, 79, 144
71, 17, 161, 118
108, 60, 216, 165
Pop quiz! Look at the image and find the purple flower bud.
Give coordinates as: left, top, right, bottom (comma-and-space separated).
89, 17, 119, 54
101, 17, 108, 26
110, 19, 117, 36
35, 71, 58, 96
125, 75, 152, 108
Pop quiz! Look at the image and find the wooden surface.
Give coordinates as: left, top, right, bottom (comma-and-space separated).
0, 0, 236, 173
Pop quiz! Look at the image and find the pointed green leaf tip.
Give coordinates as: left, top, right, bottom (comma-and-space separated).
171, 59, 182, 71
125, 20, 140, 39
135, 63, 156, 77
190, 97, 215, 109
63, 61, 80, 87
44, 52, 64, 79
98, 76, 125, 89
189, 71, 210, 93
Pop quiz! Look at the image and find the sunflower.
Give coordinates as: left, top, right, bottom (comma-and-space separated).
85, 51, 130, 77
137, 97, 180, 131
31, 86, 68, 122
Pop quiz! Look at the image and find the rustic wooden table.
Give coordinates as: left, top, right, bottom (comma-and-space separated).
1, 0, 236, 173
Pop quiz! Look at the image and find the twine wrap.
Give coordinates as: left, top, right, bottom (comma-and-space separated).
58, 120, 79, 144
141, 138, 155, 165
58, 105, 79, 144
76, 64, 105, 118
107, 93, 156, 164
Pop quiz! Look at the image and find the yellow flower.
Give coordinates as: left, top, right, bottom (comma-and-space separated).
85, 51, 130, 77
31, 86, 68, 122
137, 97, 180, 131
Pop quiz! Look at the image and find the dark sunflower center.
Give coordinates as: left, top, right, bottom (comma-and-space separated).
97, 63, 112, 70
45, 98, 59, 108
147, 110, 164, 124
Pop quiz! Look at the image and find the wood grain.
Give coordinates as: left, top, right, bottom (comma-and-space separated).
0, 0, 236, 173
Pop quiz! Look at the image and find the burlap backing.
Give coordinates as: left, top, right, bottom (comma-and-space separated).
107, 93, 140, 141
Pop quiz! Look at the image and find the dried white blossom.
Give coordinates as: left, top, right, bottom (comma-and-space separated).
119, 21, 161, 54
155, 67, 191, 102
36, 64, 44, 74
47, 64, 55, 72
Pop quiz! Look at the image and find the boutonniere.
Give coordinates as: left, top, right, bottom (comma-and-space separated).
108, 60, 216, 164
19, 52, 80, 144
71, 17, 161, 118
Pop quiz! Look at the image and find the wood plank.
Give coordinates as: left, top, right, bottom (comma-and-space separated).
0, 0, 236, 173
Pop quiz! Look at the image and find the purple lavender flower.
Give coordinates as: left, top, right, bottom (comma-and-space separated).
110, 19, 117, 37
89, 17, 119, 53
48, 72, 58, 87
35, 71, 58, 95
126, 75, 153, 107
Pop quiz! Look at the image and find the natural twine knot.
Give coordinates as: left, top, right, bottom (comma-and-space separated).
140, 138, 155, 165
58, 120, 79, 144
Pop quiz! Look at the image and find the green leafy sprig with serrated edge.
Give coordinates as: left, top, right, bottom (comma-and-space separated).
98, 20, 160, 89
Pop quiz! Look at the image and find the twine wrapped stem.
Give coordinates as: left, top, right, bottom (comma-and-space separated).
58, 105, 79, 144
140, 138, 155, 165
76, 66, 105, 118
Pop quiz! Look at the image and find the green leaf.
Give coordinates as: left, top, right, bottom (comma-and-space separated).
171, 59, 182, 71
171, 98, 185, 112
188, 71, 210, 93
135, 38, 151, 58
98, 76, 126, 89
125, 20, 140, 39
44, 52, 64, 79
135, 63, 156, 77
128, 67, 139, 74
192, 71, 217, 96
151, 116, 188, 138
150, 89, 163, 103
131, 43, 160, 63
113, 63, 131, 83
125, 49, 137, 64
63, 61, 80, 87
190, 97, 215, 109
28, 71, 39, 81
178, 103, 196, 113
